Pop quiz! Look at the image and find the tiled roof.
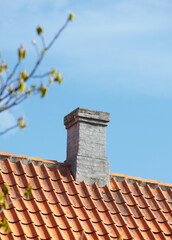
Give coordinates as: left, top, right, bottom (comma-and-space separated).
0, 153, 172, 240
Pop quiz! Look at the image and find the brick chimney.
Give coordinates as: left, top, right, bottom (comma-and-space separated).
64, 108, 110, 187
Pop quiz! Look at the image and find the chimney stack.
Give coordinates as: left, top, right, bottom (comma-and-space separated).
64, 108, 110, 187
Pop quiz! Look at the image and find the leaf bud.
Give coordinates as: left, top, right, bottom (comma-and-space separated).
18, 44, 26, 61
32, 40, 36, 45
37, 25, 43, 35
69, 12, 75, 21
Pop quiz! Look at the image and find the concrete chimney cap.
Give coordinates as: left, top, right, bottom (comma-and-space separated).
64, 107, 110, 129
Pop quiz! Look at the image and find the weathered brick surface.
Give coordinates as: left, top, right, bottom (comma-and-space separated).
64, 108, 110, 187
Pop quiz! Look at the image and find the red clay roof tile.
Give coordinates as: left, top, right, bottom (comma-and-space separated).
0, 154, 171, 239
106, 201, 120, 215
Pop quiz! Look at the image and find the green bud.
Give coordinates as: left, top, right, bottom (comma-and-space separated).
18, 115, 27, 130
37, 25, 43, 35
21, 69, 29, 81
0, 66, 4, 73
19, 81, 25, 94
18, 44, 26, 61
54, 72, 63, 84
51, 69, 56, 75
31, 85, 36, 89
42, 49, 46, 55
49, 77, 53, 84
69, 13, 75, 21
1, 105, 6, 110
39, 83, 47, 98
8, 85, 13, 93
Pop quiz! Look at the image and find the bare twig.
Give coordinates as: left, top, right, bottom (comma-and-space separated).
0, 14, 73, 135
41, 35, 46, 49
0, 124, 18, 135
46, 17, 70, 51
7, 61, 20, 82
32, 72, 51, 79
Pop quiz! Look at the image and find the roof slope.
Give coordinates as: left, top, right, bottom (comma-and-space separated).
0, 154, 172, 240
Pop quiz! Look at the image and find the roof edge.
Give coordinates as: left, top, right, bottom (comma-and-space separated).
0, 152, 70, 170
110, 173, 172, 190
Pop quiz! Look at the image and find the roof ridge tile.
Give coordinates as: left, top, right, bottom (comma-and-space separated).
110, 173, 172, 190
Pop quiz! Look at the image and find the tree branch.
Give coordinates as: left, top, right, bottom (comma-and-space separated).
7, 61, 20, 83
46, 17, 70, 51
0, 124, 18, 135
0, 14, 73, 134
32, 72, 51, 79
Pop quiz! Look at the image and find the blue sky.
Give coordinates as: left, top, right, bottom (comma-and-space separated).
0, 0, 172, 183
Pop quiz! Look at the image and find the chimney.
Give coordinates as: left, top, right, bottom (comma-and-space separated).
64, 108, 110, 187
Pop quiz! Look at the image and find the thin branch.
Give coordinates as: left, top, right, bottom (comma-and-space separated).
29, 55, 44, 78
41, 35, 46, 49
7, 61, 20, 82
34, 44, 40, 57
46, 17, 70, 51
0, 76, 4, 94
2, 94, 14, 108
32, 72, 50, 79
0, 124, 18, 135
0, 82, 20, 103
1, 95, 27, 112
0, 15, 72, 131
2, 88, 40, 112
28, 18, 70, 79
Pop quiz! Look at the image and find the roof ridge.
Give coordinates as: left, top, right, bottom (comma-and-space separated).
1, 153, 171, 190
0, 152, 70, 170
110, 172, 172, 190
